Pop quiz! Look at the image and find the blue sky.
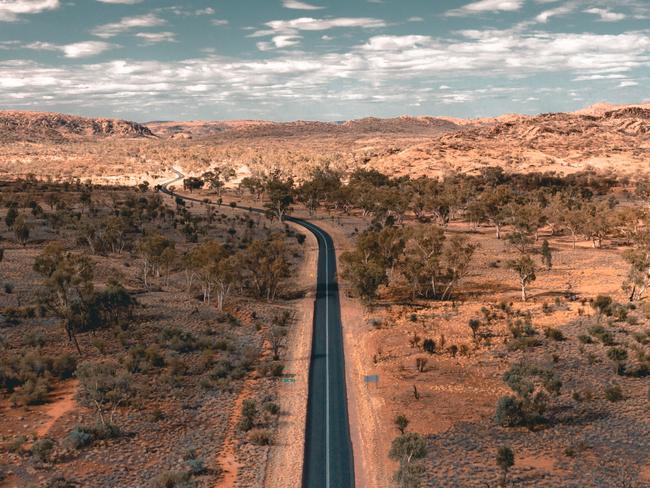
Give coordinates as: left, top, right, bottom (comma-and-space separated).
0, 0, 648, 121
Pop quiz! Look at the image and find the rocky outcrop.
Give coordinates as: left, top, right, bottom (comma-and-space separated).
0, 111, 155, 142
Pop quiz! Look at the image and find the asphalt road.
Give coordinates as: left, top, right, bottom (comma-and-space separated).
160, 169, 355, 488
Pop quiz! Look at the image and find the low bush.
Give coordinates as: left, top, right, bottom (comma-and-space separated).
152, 471, 197, 488
604, 384, 624, 402
544, 328, 566, 341
31, 438, 55, 462
248, 428, 273, 445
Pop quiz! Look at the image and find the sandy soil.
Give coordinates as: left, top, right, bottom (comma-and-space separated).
35, 379, 79, 438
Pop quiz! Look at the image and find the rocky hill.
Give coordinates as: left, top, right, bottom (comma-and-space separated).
367, 105, 650, 178
146, 115, 459, 140
0, 111, 155, 143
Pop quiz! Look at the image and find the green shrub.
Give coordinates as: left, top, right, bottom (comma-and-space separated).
46, 475, 80, 488
248, 428, 273, 445
187, 458, 206, 475
11, 377, 50, 406
152, 471, 197, 488
264, 402, 280, 415
578, 334, 593, 345
604, 384, 624, 402
544, 328, 565, 341
66, 427, 95, 449
51, 354, 77, 379
495, 395, 525, 427
7, 435, 27, 453
31, 438, 55, 462
607, 347, 628, 362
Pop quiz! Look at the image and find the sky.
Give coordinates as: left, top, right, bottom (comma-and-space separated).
0, 0, 648, 122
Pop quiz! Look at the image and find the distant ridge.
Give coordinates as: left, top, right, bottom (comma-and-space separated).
0, 110, 155, 143
146, 115, 459, 139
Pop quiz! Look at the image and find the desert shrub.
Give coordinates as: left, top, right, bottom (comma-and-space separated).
395, 462, 425, 488
264, 402, 281, 415
168, 356, 188, 377
150, 408, 165, 422
145, 346, 166, 368
578, 334, 593, 344
31, 438, 55, 462
495, 396, 525, 427
7, 435, 27, 453
187, 458, 207, 476
508, 318, 537, 339
604, 384, 624, 402
65, 427, 95, 449
624, 363, 650, 378
239, 399, 257, 432
497, 363, 561, 426
152, 471, 197, 488
389, 432, 427, 465
588, 325, 615, 345
76, 361, 134, 427
248, 428, 273, 445
160, 328, 204, 353
544, 328, 566, 341
507, 336, 543, 351
51, 354, 77, 379
210, 359, 233, 379
3, 282, 13, 294
607, 347, 628, 362
25, 331, 46, 348
395, 414, 409, 434
422, 338, 435, 354
591, 295, 614, 319
11, 377, 51, 406
46, 476, 80, 488
270, 362, 284, 377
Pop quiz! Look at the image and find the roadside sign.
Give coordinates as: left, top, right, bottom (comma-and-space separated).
364, 375, 379, 384
281, 373, 297, 383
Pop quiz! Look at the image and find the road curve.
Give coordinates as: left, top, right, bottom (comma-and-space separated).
159, 170, 355, 488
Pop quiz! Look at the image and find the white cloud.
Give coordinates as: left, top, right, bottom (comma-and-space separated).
92, 13, 166, 38
0, 0, 59, 22
135, 32, 177, 43
250, 16, 386, 49
447, 0, 523, 16
584, 8, 626, 22
361, 35, 432, 51
25, 40, 114, 58
211, 19, 229, 26
251, 17, 386, 37
535, 4, 574, 23
573, 74, 627, 81
4, 30, 649, 117
97, 0, 143, 4
257, 34, 303, 51
618, 80, 639, 88
282, 0, 324, 10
